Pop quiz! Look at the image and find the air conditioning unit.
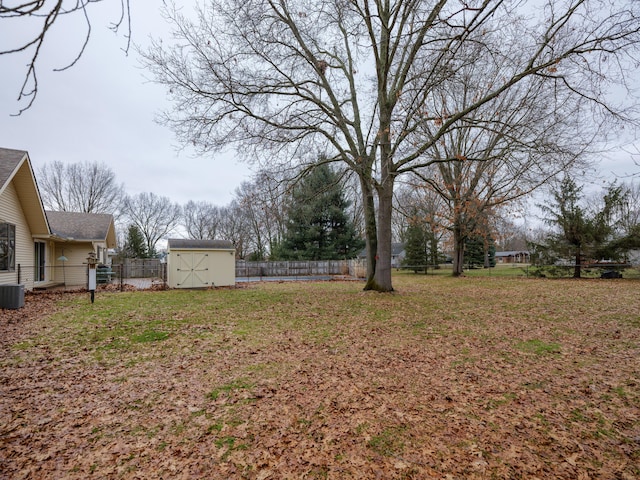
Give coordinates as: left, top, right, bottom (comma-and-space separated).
0, 284, 25, 309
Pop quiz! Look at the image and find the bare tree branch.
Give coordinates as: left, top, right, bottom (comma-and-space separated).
123, 192, 181, 256
1, 0, 131, 114
38, 160, 125, 215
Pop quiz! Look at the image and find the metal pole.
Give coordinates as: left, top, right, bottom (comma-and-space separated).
87, 252, 97, 303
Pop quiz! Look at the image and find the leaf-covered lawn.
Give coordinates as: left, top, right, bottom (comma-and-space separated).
1, 276, 639, 479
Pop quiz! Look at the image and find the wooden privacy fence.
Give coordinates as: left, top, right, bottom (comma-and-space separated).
11, 258, 366, 291
118, 258, 163, 279
236, 259, 366, 279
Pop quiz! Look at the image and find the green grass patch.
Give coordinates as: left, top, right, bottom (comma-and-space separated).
367, 426, 407, 456
207, 378, 254, 401
515, 339, 561, 355
207, 423, 224, 434
214, 435, 249, 460
131, 330, 169, 343
485, 392, 517, 410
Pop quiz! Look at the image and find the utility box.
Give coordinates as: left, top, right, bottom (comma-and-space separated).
0, 284, 25, 309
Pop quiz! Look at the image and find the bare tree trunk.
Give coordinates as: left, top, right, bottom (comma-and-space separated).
453, 227, 465, 277
360, 176, 378, 288
430, 236, 440, 270
369, 179, 395, 292
365, 101, 396, 292
484, 238, 490, 269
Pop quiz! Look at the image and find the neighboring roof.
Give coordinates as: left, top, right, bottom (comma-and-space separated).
168, 239, 235, 250
495, 250, 530, 257
0, 147, 50, 235
46, 211, 117, 248
358, 242, 405, 258
391, 242, 406, 256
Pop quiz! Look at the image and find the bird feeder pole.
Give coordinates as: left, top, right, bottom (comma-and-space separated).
87, 252, 97, 303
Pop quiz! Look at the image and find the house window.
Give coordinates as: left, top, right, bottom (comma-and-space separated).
0, 223, 16, 271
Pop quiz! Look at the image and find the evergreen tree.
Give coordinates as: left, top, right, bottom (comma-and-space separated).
538, 177, 624, 278
402, 220, 427, 273
607, 224, 640, 255
464, 235, 496, 268
123, 224, 149, 258
274, 164, 364, 260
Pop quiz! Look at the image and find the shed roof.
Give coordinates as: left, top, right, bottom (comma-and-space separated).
46, 210, 116, 247
168, 239, 234, 250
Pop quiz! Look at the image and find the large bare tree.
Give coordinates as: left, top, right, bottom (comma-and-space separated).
217, 200, 251, 259
1, 0, 131, 113
234, 178, 288, 260
123, 192, 182, 256
394, 183, 448, 266
38, 160, 125, 214
182, 200, 223, 240
142, 0, 640, 291
409, 51, 598, 275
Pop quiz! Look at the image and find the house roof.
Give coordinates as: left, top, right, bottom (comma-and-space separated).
359, 242, 405, 258
0, 147, 50, 235
45, 211, 117, 248
495, 250, 530, 257
168, 239, 235, 250
0, 148, 26, 189
391, 242, 406, 256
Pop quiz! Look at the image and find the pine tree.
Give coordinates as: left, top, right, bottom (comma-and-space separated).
123, 224, 149, 258
274, 164, 364, 260
538, 177, 623, 278
464, 235, 496, 268
402, 218, 428, 273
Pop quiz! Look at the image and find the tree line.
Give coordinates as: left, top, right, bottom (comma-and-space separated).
36, 160, 364, 262
397, 176, 640, 278
35, 157, 640, 280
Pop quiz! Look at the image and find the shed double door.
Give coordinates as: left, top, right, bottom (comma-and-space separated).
175, 252, 210, 287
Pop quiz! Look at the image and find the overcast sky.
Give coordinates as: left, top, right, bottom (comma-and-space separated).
1, 1, 638, 212
0, 0, 252, 208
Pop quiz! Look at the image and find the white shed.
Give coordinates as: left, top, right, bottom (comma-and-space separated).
167, 239, 236, 288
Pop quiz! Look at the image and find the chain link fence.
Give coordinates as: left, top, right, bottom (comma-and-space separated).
14, 259, 636, 293
397, 262, 640, 279
10, 260, 167, 292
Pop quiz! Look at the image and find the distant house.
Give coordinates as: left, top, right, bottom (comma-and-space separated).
1, 147, 117, 290
358, 242, 406, 268
495, 250, 530, 264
